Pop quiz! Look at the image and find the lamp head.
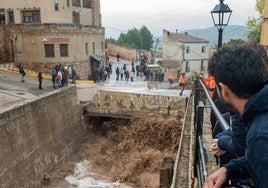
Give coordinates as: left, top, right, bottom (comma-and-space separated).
211, 0, 232, 30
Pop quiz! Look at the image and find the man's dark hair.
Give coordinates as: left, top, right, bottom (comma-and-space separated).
242, 42, 268, 77
208, 45, 264, 99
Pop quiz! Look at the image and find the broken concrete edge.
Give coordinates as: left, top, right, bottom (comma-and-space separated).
0, 67, 94, 84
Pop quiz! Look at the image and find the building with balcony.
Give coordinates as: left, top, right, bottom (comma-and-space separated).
0, 0, 105, 79
162, 29, 209, 78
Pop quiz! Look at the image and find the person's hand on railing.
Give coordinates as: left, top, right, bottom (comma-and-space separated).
211, 139, 226, 156
203, 167, 228, 188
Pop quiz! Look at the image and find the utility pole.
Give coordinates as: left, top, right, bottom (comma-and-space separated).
151, 38, 159, 64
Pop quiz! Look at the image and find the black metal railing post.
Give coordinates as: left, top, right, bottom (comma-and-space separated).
194, 78, 231, 187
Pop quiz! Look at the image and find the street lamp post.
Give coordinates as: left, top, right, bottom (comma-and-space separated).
211, 0, 232, 48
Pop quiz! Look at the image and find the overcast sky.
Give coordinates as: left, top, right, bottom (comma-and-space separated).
100, 0, 260, 39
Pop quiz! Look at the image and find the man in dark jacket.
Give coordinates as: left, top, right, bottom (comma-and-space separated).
18, 64, 26, 82
212, 114, 246, 158
203, 44, 268, 188
115, 67, 120, 80
210, 42, 268, 165
37, 72, 43, 89
116, 53, 120, 62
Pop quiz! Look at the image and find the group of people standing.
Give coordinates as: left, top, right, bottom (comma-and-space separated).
114, 60, 166, 83
92, 62, 113, 82
51, 64, 76, 88
18, 63, 76, 90
114, 63, 135, 82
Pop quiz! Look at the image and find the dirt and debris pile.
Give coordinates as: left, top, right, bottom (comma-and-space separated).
81, 116, 183, 187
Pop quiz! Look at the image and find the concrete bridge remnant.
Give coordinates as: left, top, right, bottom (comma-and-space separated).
84, 88, 188, 119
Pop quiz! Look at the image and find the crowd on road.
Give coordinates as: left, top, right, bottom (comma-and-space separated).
14, 54, 193, 97
91, 57, 167, 84
17, 63, 77, 90
51, 64, 77, 88
92, 61, 113, 82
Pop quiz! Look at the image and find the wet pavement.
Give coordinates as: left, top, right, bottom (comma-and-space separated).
0, 69, 57, 112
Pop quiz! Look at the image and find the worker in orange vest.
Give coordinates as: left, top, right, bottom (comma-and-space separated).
204, 76, 209, 87
178, 73, 186, 95
167, 72, 174, 84
208, 76, 216, 98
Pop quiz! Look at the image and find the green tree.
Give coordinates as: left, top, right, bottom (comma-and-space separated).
117, 28, 140, 49
244, 0, 264, 42
126, 28, 142, 49
113, 26, 154, 50
105, 37, 117, 44
224, 39, 245, 46
117, 33, 136, 49
139, 25, 153, 51
256, 0, 265, 13
245, 17, 262, 42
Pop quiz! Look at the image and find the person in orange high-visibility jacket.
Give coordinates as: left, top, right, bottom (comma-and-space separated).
167, 72, 174, 84
204, 76, 209, 87
178, 73, 186, 95
208, 76, 216, 98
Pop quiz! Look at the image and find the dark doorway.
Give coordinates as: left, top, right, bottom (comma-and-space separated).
89, 54, 103, 81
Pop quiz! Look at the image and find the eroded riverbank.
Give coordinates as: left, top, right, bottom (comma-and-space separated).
46, 116, 182, 187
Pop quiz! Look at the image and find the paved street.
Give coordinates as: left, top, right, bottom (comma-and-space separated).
0, 57, 191, 112
0, 68, 57, 112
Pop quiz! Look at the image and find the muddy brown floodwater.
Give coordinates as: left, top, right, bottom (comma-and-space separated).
47, 115, 183, 188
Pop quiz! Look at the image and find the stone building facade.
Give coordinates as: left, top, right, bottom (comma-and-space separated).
0, 0, 105, 79
162, 29, 209, 77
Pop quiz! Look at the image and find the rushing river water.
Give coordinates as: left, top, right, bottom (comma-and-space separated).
65, 160, 132, 188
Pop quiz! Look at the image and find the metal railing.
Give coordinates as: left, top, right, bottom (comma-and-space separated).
199, 80, 229, 131
194, 78, 230, 187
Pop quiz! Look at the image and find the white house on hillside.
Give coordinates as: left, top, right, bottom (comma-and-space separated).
162, 29, 209, 76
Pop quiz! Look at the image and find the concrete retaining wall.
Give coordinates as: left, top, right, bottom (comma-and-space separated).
87, 89, 186, 118
0, 86, 86, 187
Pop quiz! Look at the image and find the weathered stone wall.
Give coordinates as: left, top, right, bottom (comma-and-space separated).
0, 86, 86, 188
87, 89, 186, 118
107, 43, 152, 63
0, 27, 14, 62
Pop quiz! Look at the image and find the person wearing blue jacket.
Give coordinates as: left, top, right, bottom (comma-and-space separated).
211, 42, 268, 160
203, 44, 268, 188
211, 114, 246, 158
